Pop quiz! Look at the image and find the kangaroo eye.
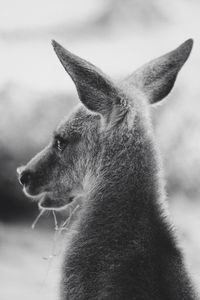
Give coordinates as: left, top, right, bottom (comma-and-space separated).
54, 137, 67, 152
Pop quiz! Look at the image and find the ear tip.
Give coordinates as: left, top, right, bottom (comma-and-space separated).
51, 39, 56, 47
183, 38, 194, 49
180, 38, 194, 56
51, 39, 61, 51
187, 38, 194, 44
51, 39, 70, 63
51, 39, 73, 60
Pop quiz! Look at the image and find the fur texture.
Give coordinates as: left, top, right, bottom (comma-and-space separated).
18, 39, 198, 299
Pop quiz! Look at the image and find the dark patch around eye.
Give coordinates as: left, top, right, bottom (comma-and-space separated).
53, 131, 81, 152
54, 135, 67, 152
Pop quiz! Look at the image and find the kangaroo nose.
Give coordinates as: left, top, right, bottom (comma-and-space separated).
18, 169, 32, 186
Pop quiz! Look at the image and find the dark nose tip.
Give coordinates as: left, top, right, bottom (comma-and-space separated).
19, 170, 32, 186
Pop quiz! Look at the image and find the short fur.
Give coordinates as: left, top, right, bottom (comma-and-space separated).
17, 39, 198, 299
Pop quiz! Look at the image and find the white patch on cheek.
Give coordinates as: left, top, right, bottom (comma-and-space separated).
71, 171, 96, 202
126, 109, 136, 130
56, 142, 98, 202
99, 115, 107, 132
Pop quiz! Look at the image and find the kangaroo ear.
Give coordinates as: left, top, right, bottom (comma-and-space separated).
52, 40, 117, 116
124, 39, 193, 104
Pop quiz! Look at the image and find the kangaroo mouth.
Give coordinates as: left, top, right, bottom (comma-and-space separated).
24, 187, 74, 211
39, 193, 74, 211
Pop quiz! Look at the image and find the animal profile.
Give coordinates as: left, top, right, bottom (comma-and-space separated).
17, 39, 198, 299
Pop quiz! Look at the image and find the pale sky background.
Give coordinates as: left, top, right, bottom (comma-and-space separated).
0, 0, 200, 93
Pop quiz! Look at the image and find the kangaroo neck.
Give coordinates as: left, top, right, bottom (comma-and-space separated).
76, 127, 170, 250
62, 125, 182, 300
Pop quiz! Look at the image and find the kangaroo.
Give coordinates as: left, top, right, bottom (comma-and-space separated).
17, 39, 198, 300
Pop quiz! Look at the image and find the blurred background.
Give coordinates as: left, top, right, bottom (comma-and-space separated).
0, 0, 200, 299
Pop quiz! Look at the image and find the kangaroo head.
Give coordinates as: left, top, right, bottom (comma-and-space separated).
17, 39, 193, 211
